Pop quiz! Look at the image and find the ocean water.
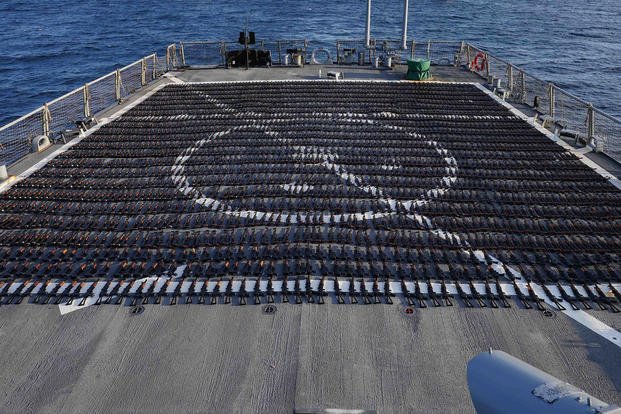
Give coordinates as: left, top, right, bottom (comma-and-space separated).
0, 0, 620, 126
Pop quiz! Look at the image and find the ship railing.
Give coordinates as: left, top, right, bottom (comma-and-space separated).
173, 39, 463, 68
177, 41, 226, 67
0, 50, 168, 167
462, 43, 621, 163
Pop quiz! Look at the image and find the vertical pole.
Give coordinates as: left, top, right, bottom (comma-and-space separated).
336, 41, 340, 64
83, 84, 91, 117
152, 54, 157, 79
485, 53, 490, 79
507, 64, 513, 94
42, 104, 51, 137
167, 45, 177, 70
220, 41, 226, 66
520, 71, 526, 104
277, 41, 282, 65
548, 84, 555, 118
401, 0, 409, 50
365, 0, 371, 48
426, 40, 431, 60
587, 104, 596, 149
141, 58, 147, 86
305, 39, 309, 64
466, 44, 471, 69
410, 40, 415, 60
244, 19, 249, 71
115, 69, 122, 102
456, 41, 465, 66
245, 35, 249, 70
180, 42, 186, 66
171, 45, 175, 69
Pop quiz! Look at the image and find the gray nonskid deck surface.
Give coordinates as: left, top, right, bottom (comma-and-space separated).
0, 305, 619, 413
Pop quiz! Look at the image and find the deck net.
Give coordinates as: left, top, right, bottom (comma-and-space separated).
48, 89, 84, 135
180, 42, 226, 67
595, 110, 621, 157
0, 110, 44, 166
88, 73, 117, 115
120, 61, 144, 98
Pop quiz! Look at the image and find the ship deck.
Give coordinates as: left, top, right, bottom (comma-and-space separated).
0, 64, 620, 413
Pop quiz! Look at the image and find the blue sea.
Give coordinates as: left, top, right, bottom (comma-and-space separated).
0, 0, 620, 126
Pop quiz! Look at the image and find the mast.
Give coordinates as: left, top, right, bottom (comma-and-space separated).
365, 0, 371, 48
402, 0, 409, 50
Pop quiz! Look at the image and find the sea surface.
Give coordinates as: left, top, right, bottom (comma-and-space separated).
0, 0, 620, 126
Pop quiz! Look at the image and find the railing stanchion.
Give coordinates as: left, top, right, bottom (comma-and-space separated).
426, 40, 431, 60
587, 104, 597, 150
166, 44, 177, 70
410, 40, 415, 60
277, 40, 282, 65
152, 54, 157, 79
507, 64, 513, 94
141, 58, 147, 86
485, 53, 490, 79
466, 44, 471, 69
520, 70, 526, 103
83, 84, 91, 118
548, 83, 555, 119
335, 41, 339, 65
42, 104, 51, 138
220, 41, 226, 66
456, 40, 465, 66
180, 42, 186, 66
115, 69, 122, 103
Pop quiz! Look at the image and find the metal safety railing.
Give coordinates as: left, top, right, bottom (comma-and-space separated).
171, 39, 464, 68
461, 43, 621, 163
0, 49, 168, 167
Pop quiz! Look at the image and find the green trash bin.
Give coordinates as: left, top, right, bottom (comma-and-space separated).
406, 58, 431, 80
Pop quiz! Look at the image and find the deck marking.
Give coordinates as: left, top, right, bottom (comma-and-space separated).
52, 275, 620, 347
58, 265, 186, 314
171, 85, 519, 281
171, 91, 458, 223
